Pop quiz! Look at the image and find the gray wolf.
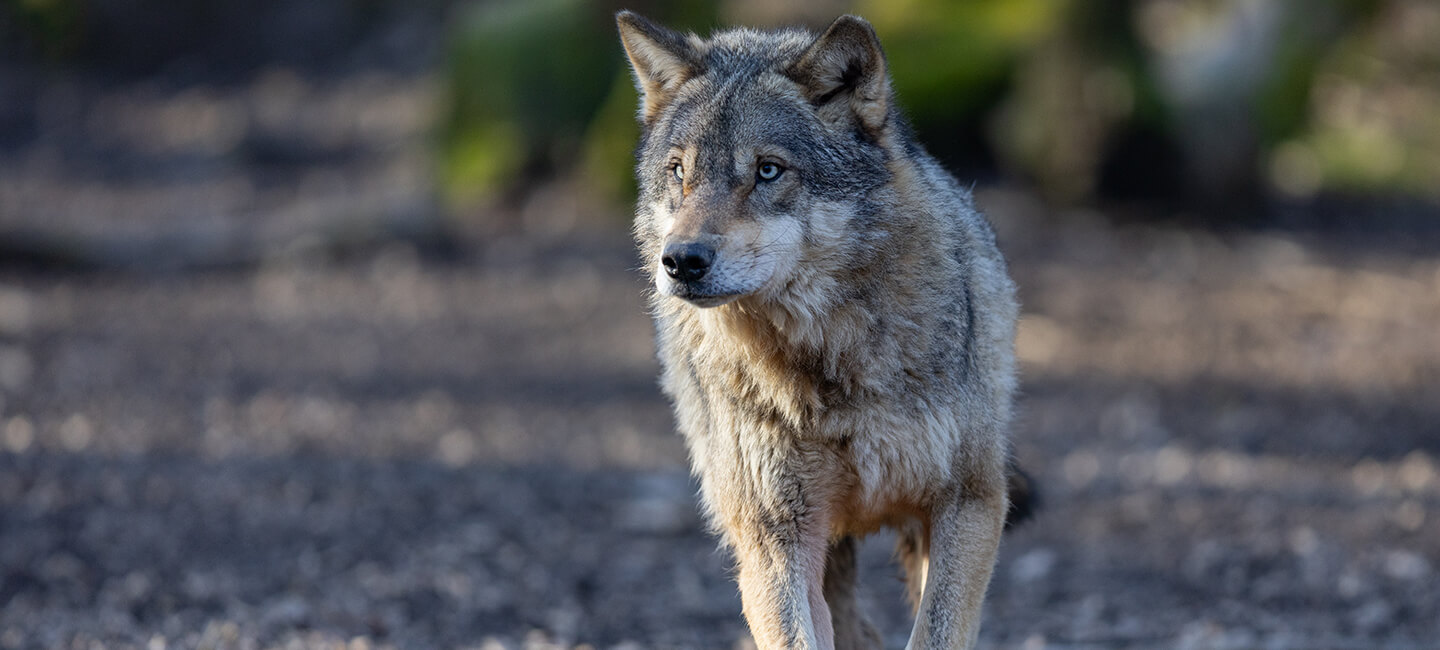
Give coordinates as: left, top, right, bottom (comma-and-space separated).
617, 12, 1023, 649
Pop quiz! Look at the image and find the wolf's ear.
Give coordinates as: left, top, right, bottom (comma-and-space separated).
617, 11, 702, 124
785, 15, 890, 132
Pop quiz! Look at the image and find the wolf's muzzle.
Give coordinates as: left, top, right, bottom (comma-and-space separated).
661, 242, 715, 283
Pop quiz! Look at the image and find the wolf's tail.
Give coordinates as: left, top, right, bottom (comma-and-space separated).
1004, 459, 1039, 530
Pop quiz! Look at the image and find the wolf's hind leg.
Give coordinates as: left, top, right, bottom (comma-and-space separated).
894, 520, 927, 614
823, 536, 882, 650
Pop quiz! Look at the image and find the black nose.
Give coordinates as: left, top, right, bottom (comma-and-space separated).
661, 242, 714, 282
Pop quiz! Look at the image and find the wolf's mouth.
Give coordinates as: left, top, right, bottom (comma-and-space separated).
667, 284, 742, 308
682, 295, 739, 308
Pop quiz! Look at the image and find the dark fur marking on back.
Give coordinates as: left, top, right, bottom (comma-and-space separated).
958, 273, 978, 377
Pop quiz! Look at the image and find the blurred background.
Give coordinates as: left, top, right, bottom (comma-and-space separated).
0, 0, 1437, 648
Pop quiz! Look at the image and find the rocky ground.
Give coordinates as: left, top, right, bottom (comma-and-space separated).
3, 29, 1440, 650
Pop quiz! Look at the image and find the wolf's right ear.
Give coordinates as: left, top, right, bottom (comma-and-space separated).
617, 11, 702, 125
786, 15, 890, 132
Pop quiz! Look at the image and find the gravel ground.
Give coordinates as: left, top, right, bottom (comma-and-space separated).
3, 41, 1440, 650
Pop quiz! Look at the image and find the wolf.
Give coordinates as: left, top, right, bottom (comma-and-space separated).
617, 12, 1024, 650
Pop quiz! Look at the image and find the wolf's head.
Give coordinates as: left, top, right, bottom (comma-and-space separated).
617, 12, 896, 309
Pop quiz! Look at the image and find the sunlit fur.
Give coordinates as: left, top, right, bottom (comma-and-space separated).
620, 12, 1020, 650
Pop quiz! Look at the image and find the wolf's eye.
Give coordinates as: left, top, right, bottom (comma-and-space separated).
756, 162, 783, 182
671, 163, 685, 182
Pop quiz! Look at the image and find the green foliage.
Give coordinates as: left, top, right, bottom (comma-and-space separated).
1269, 0, 1440, 197
579, 74, 642, 208
440, 0, 620, 205
1254, 27, 1325, 146
5, 0, 83, 58
441, 0, 1440, 208
860, 0, 1067, 164
863, 0, 1064, 114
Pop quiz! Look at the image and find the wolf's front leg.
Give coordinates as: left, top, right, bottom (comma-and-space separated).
904, 480, 1007, 650
729, 509, 834, 650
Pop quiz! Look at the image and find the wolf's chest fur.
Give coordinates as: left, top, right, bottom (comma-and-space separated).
651, 226, 979, 534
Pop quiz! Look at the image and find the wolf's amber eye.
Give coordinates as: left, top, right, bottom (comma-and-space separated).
672, 163, 685, 182
757, 162, 783, 182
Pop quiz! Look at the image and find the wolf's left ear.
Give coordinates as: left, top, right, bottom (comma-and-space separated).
786, 15, 890, 132
617, 11, 703, 125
